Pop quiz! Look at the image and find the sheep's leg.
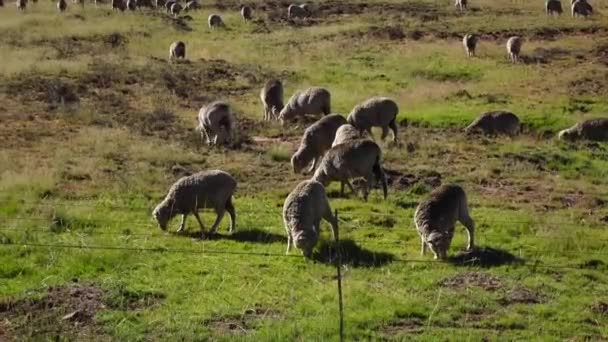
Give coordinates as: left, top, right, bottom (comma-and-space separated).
389, 119, 398, 143
340, 181, 345, 197
420, 236, 426, 256
381, 126, 389, 140
460, 214, 475, 251
323, 209, 338, 241
225, 197, 236, 233
193, 211, 205, 233
286, 232, 292, 254
343, 179, 357, 197
263, 104, 269, 121
362, 176, 371, 202
208, 208, 226, 235
177, 214, 188, 232
307, 158, 317, 174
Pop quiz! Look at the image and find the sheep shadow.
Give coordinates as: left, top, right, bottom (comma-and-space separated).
313, 239, 394, 268
172, 228, 286, 244
447, 246, 522, 268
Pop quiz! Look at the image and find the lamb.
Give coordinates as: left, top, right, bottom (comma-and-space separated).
112, 0, 125, 11
288, 3, 307, 19
462, 34, 478, 57
279, 87, 331, 124
546, 0, 563, 15
414, 184, 475, 260
153, 170, 236, 236
283, 180, 337, 258
16, 0, 26, 10
312, 139, 388, 201
558, 118, 608, 141
208, 14, 224, 28
241, 5, 253, 21
170, 2, 181, 16
126, 0, 136, 10
572, 0, 592, 17
347, 97, 399, 143
169, 41, 186, 61
332, 123, 368, 147
291, 114, 347, 174
260, 79, 284, 121
197, 101, 236, 146
455, 0, 467, 11
57, 0, 67, 11
465, 111, 521, 136
506, 36, 523, 63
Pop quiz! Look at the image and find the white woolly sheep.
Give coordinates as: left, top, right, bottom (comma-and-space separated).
506, 36, 523, 63
260, 79, 284, 121
312, 139, 388, 201
455, 0, 467, 11
558, 118, 608, 141
465, 111, 521, 136
347, 97, 399, 143
283, 180, 337, 258
241, 5, 253, 21
57, 0, 67, 11
208, 14, 224, 28
546, 0, 563, 15
463, 34, 478, 57
288, 3, 307, 19
279, 87, 331, 124
414, 184, 475, 260
197, 101, 236, 146
169, 41, 186, 61
153, 170, 236, 236
572, 0, 592, 17
291, 114, 347, 174
332, 123, 368, 147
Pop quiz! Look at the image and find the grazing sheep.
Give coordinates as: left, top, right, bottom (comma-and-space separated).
241, 5, 252, 21
506, 36, 523, 63
465, 111, 521, 136
572, 0, 592, 17
170, 2, 181, 16
112, 0, 125, 11
184, 0, 199, 11
164, 0, 174, 12
292, 114, 347, 174
279, 87, 331, 124
260, 79, 284, 121
455, 0, 467, 11
126, 0, 136, 10
558, 118, 608, 141
332, 123, 368, 147
197, 101, 236, 146
312, 139, 388, 201
153, 170, 237, 236
169, 41, 186, 61
288, 3, 307, 18
57, 0, 67, 11
463, 34, 478, 57
16, 0, 26, 10
347, 97, 399, 143
283, 180, 337, 258
414, 184, 475, 260
546, 0, 563, 15
208, 14, 224, 28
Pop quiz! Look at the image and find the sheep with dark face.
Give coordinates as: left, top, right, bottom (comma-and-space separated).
572, 0, 592, 17
208, 14, 224, 28
414, 184, 475, 260
558, 118, 608, 141
279, 87, 331, 124
291, 114, 347, 174
465, 111, 520, 136
197, 101, 236, 146
312, 139, 388, 201
463, 34, 478, 57
260, 79, 284, 121
169, 41, 186, 61
506, 36, 523, 63
546, 0, 563, 15
347, 97, 399, 143
164, 0, 174, 12
241, 5, 252, 21
153, 170, 237, 236
283, 180, 337, 258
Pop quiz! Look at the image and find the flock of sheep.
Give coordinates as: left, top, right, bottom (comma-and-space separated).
4, 0, 607, 259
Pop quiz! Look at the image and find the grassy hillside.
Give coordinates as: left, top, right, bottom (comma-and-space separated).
1, 0, 608, 340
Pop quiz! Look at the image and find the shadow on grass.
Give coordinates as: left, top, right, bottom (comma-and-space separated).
172, 228, 286, 244
448, 246, 522, 268
313, 239, 394, 268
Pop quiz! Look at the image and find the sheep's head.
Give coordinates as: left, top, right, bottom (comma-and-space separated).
291, 152, 307, 174
293, 228, 318, 258
152, 201, 174, 231
558, 129, 576, 141
425, 231, 451, 260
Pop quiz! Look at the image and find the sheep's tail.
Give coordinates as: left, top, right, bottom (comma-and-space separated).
372, 156, 388, 200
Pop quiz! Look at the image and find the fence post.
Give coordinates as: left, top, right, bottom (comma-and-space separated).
335, 209, 344, 342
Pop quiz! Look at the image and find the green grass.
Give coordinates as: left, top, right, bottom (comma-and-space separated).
1, 0, 608, 340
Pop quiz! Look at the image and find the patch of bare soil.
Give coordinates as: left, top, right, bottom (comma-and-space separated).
203, 305, 281, 335
520, 47, 571, 64
569, 72, 608, 97
591, 301, 608, 316
34, 33, 129, 59
381, 318, 424, 336
383, 168, 442, 191
439, 272, 503, 291
478, 26, 608, 42
593, 41, 608, 66
499, 287, 545, 305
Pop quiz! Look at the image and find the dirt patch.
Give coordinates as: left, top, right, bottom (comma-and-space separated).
593, 41, 608, 66
439, 272, 503, 291
381, 318, 424, 336
569, 72, 608, 97
448, 247, 521, 268
499, 287, 545, 305
203, 305, 281, 336
521, 47, 571, 65
591, 301, 608, 316
383, 168, 442, 191
478, 26, 608, 42
34, 33, 128, 59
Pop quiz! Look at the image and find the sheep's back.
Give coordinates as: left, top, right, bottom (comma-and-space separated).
283, 180, 327, 230
415, 185, 465, 233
